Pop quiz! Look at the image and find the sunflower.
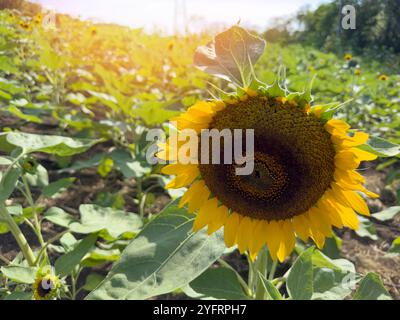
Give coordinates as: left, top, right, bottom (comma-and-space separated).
344, 54, 352, 61
158, 88, 378, 262
378, 74, 388, 81
33, 273, 60, 300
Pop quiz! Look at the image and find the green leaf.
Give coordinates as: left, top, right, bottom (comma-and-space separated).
86, 201, 226, 300
98, 158, 114, 177
287, 246, 314, 300
0, 132, 100, 156
360, 136, 400, 158
83, 273, 105, 292
353, 273, 392, 300
355, 217, 378, 240
188, 267, 248, 300
135, 101, 179, 126
372, 206, 400, 221
0, 265, 37, 284
311, 250, 358, 300
44, 205, 142, 239
194, 25, 266, 86
42, 177, 76, 198
24, 164, 49, 188
76, 205, 142, 238
44, 207, 78, 229
389, 236, 400, 254
0, 167, 21, 202
257, 272, 283, 300
55, 233, 98, 277
3, 291, 33, 300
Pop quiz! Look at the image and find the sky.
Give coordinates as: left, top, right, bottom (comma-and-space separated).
31, 0, 329, 34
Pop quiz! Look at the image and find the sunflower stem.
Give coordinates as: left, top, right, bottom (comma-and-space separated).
0, 203, 36, 266
268, 259, 278, 281
254, 247, 269, 300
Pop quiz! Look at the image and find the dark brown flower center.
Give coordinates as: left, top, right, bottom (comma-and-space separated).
198, 96, 336, 220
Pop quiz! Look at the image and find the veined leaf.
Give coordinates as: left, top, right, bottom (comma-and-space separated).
86, 201, 226, 300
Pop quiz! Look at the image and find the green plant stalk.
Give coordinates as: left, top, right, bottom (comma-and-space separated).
246, 254, 255, 295
21, 176, 46, 250
0, 203, 36, 266
268, 259, 278, 281
254, 247, 269, 300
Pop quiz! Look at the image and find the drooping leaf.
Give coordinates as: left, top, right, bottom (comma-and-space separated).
194, 25, 266, 86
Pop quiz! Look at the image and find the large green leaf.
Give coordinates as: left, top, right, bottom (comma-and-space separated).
194, 25, 266, 86
353, 273, 392, 300
287, 247, 314, 300
44, 205, 142, 239
0, 266, 37, 284
188, 267, 248, 300
0, 132, 100, 156
86, 202, 226, 300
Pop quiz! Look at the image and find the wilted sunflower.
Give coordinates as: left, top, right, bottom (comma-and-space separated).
33, 273, 60, 300
158, 88, 378, 262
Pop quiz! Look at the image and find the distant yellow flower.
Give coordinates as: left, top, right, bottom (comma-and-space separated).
33, 13, 43, 25
354, 68, 361, 76
308, 66, 315, 73
159, 91, 378, 262
344, 54, 352, 61
33, 273, 60, 300
378, 74, 388, 81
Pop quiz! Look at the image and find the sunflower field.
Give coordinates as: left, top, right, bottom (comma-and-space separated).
0, 2, 399, 302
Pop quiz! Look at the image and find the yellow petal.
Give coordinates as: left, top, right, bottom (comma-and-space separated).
335, 179, 379, 199
317, 196, 344, 228
264, 220, 282, 261
292, 214, 311, 242
207, 205, 229, 235
328, 200, 359, 230
307, 207, 333, 237
335, 150, 360, 170
192, 198, 218, 232
277, 220, 295, 263
332, 183, 370, 216
248, 219, 267, 259
350, 148, 378, 161
332, 131, 369, 147
236, 216, 255, 254
325, 119, 350, 135
179, 180, 210, 212
224, 212, 241, 247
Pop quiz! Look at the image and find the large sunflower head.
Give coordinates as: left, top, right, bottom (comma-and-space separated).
158, 85, 379, 262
